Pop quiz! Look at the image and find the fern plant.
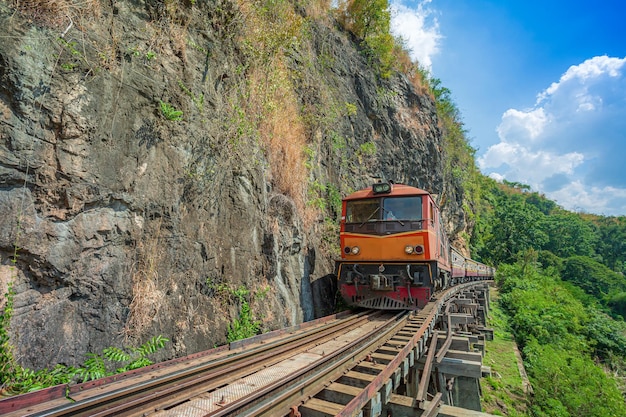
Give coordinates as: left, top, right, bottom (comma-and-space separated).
1, 335, 169, 394
105, 335, 168, 373
159, 101, 183, 121
75, 353, 107, 382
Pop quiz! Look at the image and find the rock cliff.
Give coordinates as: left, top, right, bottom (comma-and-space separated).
0, 0, 471, 370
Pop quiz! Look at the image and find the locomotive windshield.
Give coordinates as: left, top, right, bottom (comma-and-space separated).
345, 196, 422, 223
383, 196, 422, 220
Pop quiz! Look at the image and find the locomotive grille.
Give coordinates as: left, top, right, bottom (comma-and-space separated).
356, 296, 409, 309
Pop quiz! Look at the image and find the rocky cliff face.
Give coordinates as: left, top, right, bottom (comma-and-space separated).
0, 0, 470, 370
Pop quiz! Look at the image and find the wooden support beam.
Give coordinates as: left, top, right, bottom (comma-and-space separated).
417, 332, 439, 401
435, 358, 483, 379
339, 370, 377, 388
299, 398, 352, 417
315, 382, 361, 405
437, 335, 471, 351
370, 352, 395, 364
385, 393, 501, 417
353, 361, 387, 376
448, 313, 476, 327
445, 350, 484, 362
420, 392, 443, 417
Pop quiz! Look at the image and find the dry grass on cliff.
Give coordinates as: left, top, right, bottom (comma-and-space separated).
124, 235, 165, 342
251, 62, 310, 221
12, 0, 101, 27
237, 0, 317, 226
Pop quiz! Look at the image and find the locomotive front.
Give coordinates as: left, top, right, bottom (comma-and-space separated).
335, 182, 451, 310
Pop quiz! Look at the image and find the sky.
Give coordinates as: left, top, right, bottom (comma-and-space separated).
390, 0, 626, 216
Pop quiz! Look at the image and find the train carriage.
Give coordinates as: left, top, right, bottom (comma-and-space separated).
451, 247, 466, 282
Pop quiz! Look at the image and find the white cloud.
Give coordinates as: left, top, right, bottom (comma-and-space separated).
539, 55, 626, 101
496, 108, 549, 143
548, 182, 626, 216
480, 55, 626, 214
536, 56, 626, 118
478, 142, 584, 189
390, 0, 441, 69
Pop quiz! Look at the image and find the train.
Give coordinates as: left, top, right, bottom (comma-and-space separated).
335, 181, 495, 310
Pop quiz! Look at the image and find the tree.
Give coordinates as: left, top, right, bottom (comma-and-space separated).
525, 191, 557, 215
345, 0, 390, 39
561, 255, 626, 300
480, 193, 548, 265
340, 0, 394, 77
540, 211, 596, 258
594, 216, 626, 271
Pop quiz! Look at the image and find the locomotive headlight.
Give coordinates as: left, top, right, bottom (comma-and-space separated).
414, 245, 424, 254
404, 245, 414, 254
351, 246, 360, 255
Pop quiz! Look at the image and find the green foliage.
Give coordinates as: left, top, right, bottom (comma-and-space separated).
74, 336, 168, 381
226, 288, 261, 343
524, 340, 626, 417
75, 353, 107, 382
254, 285, 271, 301
4, 364, 76, 394
358, 141, 376, 158
584, 310, 626, 358
341, 0, 395, 77
498, 263, 586, 349
159, 100, 183, 121
1, 336, 169, 394
207, 283, 262, 343
561, 255, 626, 301
480, 192, 548, 265
227, 301, 261, 343
178, 80, 204, 112
594, 216, 626, 272
540, 212, 596, 258
479, 291, 529, 416
325, 183, 342, 217
536, 250, 563, 272
344, 102, 357, 116
1, 281, 17, 390
308, 180, 342, 217
497, 261, 626, 416
524, 191, 557, 215
608, 292, 626, 318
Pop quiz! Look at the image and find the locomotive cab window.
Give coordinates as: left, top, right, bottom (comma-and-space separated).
383, 196, 422, 221
345, 199, 381, 223
345, 196, 422, 223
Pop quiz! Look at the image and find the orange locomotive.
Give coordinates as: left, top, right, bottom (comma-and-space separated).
335, 182, 493, 310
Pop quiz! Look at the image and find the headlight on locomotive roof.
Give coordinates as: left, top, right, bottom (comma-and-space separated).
404, 245, 414, 254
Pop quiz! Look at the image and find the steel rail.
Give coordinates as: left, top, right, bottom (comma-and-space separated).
4, 311, 381, 417
335, 280, 490, 417
221, 311, 409, 417
3, 280, 492, 417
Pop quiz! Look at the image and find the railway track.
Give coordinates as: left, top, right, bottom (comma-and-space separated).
1, 281, 492, 417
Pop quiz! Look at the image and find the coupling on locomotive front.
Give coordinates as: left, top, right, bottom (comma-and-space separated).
335, 181, 487, 310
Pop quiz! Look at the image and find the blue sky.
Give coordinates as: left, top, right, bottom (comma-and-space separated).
390, 0, 626, 215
